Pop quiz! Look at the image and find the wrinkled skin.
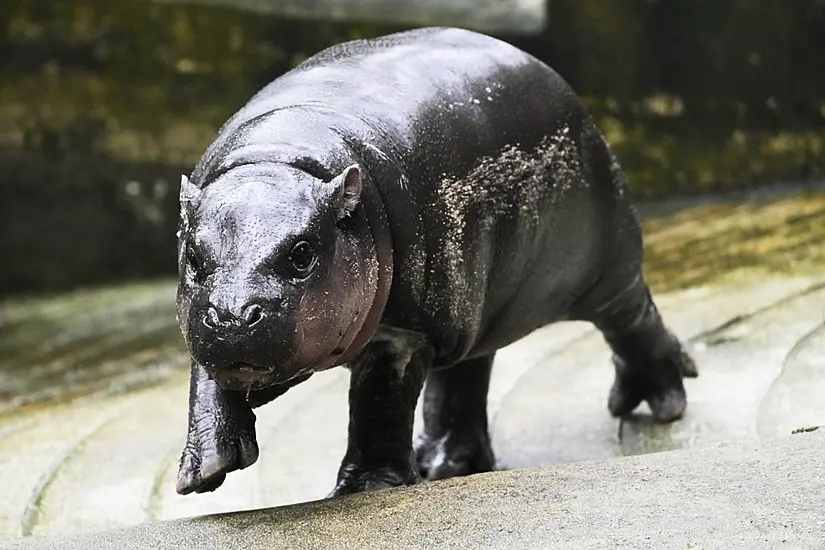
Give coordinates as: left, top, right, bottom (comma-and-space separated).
175, 27, 698, 497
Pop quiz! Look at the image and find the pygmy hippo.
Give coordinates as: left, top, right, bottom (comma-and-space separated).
175, 27, 698, 496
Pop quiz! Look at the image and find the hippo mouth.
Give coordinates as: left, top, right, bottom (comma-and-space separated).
208, 362, 282, 392
227, 362, 271, 373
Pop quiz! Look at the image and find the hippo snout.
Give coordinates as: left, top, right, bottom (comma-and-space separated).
202, 302, 265, 332
185, 292, 299, 390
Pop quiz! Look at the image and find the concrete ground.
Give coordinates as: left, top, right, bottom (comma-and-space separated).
1, 191, 824, 547
4, 430, 824, 550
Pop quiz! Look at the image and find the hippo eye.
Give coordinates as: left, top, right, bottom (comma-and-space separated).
289, 240, 317, 276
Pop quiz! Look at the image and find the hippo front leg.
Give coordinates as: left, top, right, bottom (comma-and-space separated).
330, 337, 429, 496
176, 361, 259, 495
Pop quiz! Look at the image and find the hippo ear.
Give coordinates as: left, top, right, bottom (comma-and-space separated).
330, 164, 362, 219
179, 175, 201, 207
178, 175, 201, 232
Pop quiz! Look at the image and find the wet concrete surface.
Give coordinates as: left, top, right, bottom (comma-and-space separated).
0, 281, 182, 416
1, 192, 825, 543
5, 430, 824, 550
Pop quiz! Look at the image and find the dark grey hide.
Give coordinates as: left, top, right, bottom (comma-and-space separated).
174, 27, 698, 496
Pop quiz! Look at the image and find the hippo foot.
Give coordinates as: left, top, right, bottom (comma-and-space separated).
414, 427, 496, 480
328, 462, 420, 497
608, 343, 698, 423
176, 409, 259, 495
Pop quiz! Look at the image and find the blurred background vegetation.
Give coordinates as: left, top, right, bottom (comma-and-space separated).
1, 0, 824, 296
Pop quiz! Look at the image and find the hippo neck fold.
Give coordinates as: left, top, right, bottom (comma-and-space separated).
193, 105, 353, 186
329, 165, 394, 368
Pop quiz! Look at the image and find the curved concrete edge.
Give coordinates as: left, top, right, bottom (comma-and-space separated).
5, 430, 824, 550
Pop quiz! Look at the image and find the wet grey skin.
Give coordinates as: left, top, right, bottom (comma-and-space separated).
174, 26, 698, 497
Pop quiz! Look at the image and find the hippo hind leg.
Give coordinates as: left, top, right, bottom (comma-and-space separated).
414, 355, 496, 480
576, 269, 698, 423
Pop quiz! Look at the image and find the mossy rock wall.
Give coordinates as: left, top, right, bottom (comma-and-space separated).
2, 0, 824, 294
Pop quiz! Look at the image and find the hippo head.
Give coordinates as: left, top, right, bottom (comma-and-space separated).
175, 163, 381, 392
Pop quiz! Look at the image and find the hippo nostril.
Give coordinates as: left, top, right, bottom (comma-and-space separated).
243, 304, 264, 327
203, 307, 221, 330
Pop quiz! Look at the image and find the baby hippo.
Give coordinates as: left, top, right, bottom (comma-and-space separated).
175, 26, 697, 496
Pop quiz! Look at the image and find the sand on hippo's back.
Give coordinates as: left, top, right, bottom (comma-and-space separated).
428, 126, 583, 328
